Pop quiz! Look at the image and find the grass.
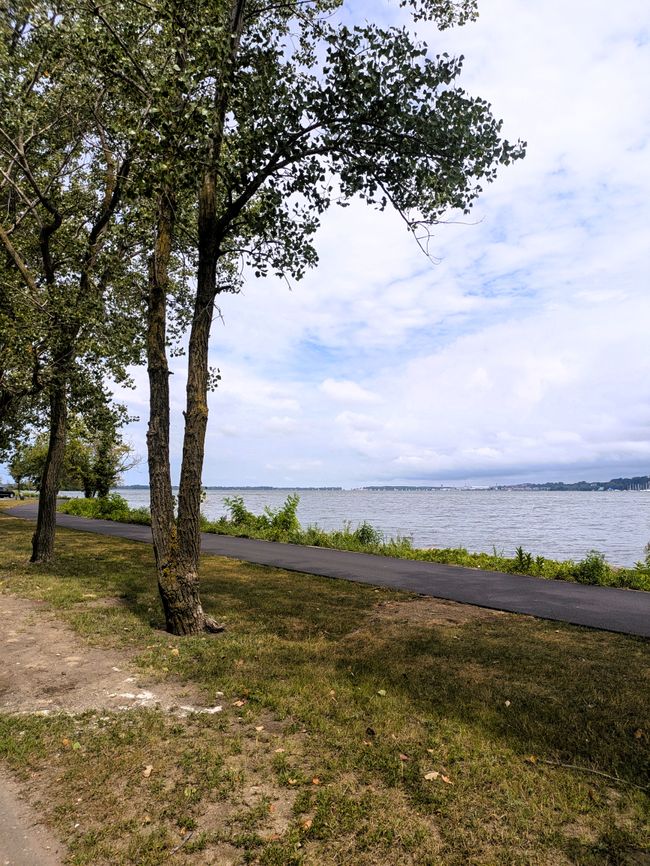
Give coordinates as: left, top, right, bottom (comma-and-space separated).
59, 492, 650, 590
0, 510, 649, 865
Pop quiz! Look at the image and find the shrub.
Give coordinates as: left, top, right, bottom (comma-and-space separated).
223, 495, 256, 526
354, 521, 383, 546
265, 493, 300, 533
60, 493, 131, 521
575, 550, 611, 586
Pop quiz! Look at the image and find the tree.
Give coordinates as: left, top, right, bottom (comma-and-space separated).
0, 3, 146, 560
79, 0, 524, 634
8, 411, 138, 496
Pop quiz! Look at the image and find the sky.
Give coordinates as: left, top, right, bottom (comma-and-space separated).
116, 0, 650, 488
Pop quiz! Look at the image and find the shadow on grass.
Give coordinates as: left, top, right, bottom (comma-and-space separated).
333, 617, 650, 788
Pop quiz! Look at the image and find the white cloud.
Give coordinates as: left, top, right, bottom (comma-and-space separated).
319, 379, 381, 405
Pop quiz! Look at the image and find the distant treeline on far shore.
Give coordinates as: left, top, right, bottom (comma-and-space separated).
493, 475, 650, 492
116, 475, 650, 492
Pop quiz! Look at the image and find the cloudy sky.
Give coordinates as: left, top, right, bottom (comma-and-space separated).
119, 0, 650, 488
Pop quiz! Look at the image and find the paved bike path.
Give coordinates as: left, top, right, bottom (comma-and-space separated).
6, 503, 650, 638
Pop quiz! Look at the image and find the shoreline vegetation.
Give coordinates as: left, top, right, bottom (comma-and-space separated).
59, 494, 650, 592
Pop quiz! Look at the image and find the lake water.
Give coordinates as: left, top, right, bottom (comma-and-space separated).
60, 487, 650, 568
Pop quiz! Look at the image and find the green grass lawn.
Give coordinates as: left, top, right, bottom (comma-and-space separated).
0, 511, 648, 865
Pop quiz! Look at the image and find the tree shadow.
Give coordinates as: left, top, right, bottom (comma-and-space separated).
334, 615, 650, 787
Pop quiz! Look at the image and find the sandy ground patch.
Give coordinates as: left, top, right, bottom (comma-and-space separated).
367, 595, 506, 628
0, 594, 215, 716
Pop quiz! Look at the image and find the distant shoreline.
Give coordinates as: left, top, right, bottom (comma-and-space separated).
114, 477, 650, 493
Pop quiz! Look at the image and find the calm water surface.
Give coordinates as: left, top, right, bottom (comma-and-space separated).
66, 488, 650, 568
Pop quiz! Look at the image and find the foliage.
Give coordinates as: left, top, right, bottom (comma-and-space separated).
574, 550, 611, 586
60, 493, 131, 521
354, 521, 384, 546
60, 494, 151, 525
220, 494, 301, 540
9, 415, 137, 496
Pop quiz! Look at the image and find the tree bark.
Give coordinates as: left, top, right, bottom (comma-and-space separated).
176, 173, 218, 581
30, 377, 67, 562
167, 0, 247, 634
146, 190, 223, 635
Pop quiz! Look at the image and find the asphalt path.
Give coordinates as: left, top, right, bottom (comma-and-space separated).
6, 502, 650, 638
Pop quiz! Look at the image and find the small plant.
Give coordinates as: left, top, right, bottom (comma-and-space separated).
353, 521, 383, 546
265, 493, 300, 533
223, 495, 256, 526
575, 550, 611, 586
514, 546, 533, 572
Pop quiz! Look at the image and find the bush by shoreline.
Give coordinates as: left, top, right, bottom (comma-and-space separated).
59, 493, 650, 591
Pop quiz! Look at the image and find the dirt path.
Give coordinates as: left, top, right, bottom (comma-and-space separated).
0, 594, 224, 865
0, 773, 64, 866
0, 594, 213, 716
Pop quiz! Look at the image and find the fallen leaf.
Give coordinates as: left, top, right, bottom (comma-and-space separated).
301, 817, 313, 830
143, 765, 154, 778
62, 738, 71, 748
634, 729, 644, 739
170, 648, 179, 657
441, 775, 453, 785
424, 771, 440, 781
255, 726, 264, 732
525, 755, 538, 765
232, 699, 246, 707
72, 742, 81, 751
274, 748, 285, 754
399, 753, 409, 762
504, 700, 511, 707
311, 777, 321, 785
427, 748, 435, 754
363, 740, 373, 746
377, 689, 386, 697
287, 778, 298, 786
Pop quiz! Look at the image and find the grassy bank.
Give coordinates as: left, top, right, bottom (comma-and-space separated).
60, 493, 650, 591
0, 511, 649, 865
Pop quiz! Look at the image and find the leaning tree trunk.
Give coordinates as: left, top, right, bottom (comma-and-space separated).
173, 171, 222, 635
31, 378, 67, 562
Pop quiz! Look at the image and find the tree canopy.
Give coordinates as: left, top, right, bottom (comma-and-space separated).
1, 0, 525, 627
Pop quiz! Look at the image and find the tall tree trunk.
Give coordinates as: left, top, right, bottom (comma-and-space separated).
169, 0, 246, 634
146, 191, 221, 635
31, 378, 67, 562
176, 173, 218, 583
